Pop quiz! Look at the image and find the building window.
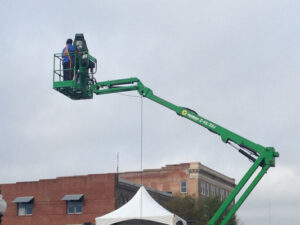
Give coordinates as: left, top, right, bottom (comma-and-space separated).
67, 200, 83, 214
12, 196, 34, 216
206, 183, 210, 196
62, 194, 84, 215
220, 189, 225, 201
211, 184, 215, 197
18, 202, 33, 216
200, 181, 205, 195
180, 181, 187, 193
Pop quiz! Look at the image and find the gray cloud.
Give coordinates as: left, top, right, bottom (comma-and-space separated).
0, 1, 299, 224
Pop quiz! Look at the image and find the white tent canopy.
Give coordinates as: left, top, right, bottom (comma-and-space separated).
95, 186, 187, 225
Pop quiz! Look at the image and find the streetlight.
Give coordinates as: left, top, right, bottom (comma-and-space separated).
0, 194, 7, 225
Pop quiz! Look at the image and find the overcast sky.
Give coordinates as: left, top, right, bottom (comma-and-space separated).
0, 0, 299, 224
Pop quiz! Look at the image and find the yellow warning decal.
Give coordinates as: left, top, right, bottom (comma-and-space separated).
182, 109, 188, 116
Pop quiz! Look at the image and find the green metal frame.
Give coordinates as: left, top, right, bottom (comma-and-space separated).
53, 64, 279, 224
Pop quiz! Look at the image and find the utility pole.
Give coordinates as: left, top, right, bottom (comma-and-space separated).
117, 152, 119, 174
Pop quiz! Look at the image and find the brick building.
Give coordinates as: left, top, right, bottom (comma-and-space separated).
0, 162, 235, 225
120, 162, 235, 200
0, 174, 170, 225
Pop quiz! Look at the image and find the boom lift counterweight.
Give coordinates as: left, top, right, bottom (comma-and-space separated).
53, 34, 279, 225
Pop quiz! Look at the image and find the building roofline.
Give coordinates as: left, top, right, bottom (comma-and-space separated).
0, 173, 116, 186
0, 162, 235, 187
189, 162, 235, 183
119, 162, 235, 185
118, 178, 172, 198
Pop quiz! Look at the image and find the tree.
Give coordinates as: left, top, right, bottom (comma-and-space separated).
163, 195, 237, 225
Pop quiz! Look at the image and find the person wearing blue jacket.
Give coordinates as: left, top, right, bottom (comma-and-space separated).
62, 39, 75, 80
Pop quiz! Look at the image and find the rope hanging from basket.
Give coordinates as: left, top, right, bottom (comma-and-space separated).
117, 93, 144, 218
140, 96, 144, 219
140, 96, 144, 186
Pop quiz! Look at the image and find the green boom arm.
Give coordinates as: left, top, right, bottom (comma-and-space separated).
91, 77, 279, 225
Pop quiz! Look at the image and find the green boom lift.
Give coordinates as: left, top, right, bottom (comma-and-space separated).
53, 34, 279, 225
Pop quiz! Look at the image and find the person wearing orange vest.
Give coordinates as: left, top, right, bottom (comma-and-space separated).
62, 39, 75, 81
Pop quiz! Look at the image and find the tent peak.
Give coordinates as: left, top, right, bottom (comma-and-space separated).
95, 186, 187, 225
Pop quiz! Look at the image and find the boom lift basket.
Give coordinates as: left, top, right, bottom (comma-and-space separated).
53, 52, 97, 100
